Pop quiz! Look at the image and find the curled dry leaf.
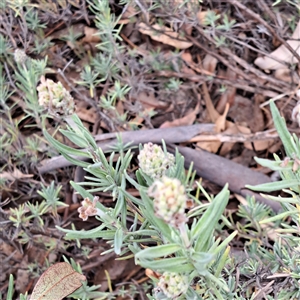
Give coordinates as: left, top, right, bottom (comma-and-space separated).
244, 139, 274, 151
254, 20, 300, 70
202, 53, 218, 73
180, 52, 216, 77
197, 103, 229, 153
197, 11, 209, 25
135, 91, 168, 109
81, 26, 101, 43
138, 23, 193, 49
119, 5, 137, 24
30, 262, 86, 300
145, 268, 161, 279
274, 68, 299, 83
159, 102, 200, 128
0, 167, 33, 182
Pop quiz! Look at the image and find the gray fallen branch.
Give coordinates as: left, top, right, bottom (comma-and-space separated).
38, 124, 215, 174
38, 124, 281, 211
175, 146, 281, 212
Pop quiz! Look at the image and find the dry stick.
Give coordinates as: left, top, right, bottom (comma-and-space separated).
191, 28, 290, 91
223, 33, 299, 77
257, 0, 279, 27
38, 124, 281, 211
38, 124, 215, 174
227, 0, 300, 64
187, 34, 250, 81
150, 71, 282, 98
175, 146, 281, 212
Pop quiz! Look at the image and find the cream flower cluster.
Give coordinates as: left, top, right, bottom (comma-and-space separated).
157, 271, 189, 298
37, 76, 75, 116
138, 143, 175, 179
148, 176, 187, 227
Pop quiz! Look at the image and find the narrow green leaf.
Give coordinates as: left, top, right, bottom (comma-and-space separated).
140, 190, 172, 241
246, 179, 300, 192
59, 130, 89, 148
70, 181, 108, 212
135, 170, 148, 187
254, 157, 290, 171
114, 228, 123, 255
72, 114, 98, 149
137, 257, 193, 273
259, 210, 299, 224
57, 226, 116, 239
191, 252, 214, 264
127, 229, 158, 236
43, 129, 91, 158
270, 101, 295, 157
70, 181, 94, 200
135, 244, 181, 259
7, 274, 14, 300
260, 194, 299, 204
192, 184, 229, 252
61, 153, 90, 168
212, 230, 238, 255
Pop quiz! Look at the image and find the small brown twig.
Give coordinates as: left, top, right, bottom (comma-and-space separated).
227, 0, 300, 64
192, 27, 291, 91
149, 70, 288, 98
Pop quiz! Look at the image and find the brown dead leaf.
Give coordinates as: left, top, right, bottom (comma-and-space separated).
181, 51, 194, 64
254, 20, 300, 70
197, 103, 229, 153
119, 5, 137, 24
30, 262, 86, 300
94, 258, 137, 292
160, 103, 200, 128
215, 103, 229, 132
202, 54, 218, 74
145, 269, 161, 279
138, 23, 193, 49
0, 168, 33, 182
202, 83, 220, 122
47, 23, 85, 40
227, 95, 257, 131
68, 0, 80, 8
116, 100, 125, 116
274, 68, 300, 83
75, 100, 98, 123
16, 268, 29, 294
216, 68, 237, 113
197, 11, 209, 25
81, 26, 101, 43
129, 108, 155, 126
234, 124, 274, 151
244, 139, 274, 151
218, 124, 242, 156
196, 139, 220, 153
180, 52, 215, 76
135, 91, 168, 109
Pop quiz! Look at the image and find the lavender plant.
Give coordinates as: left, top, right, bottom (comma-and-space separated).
37, 79, 237, 298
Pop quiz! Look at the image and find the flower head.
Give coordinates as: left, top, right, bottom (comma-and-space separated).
37, 76, 75, 116
148, 176, 187, 227
14, 49, 28, 64
138, 143, 175, 179
157, 272, 189, 298
78, 196, 99, 221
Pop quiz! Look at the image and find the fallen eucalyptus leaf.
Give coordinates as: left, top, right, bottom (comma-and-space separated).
254, 20, 300, 70
138, 22, 193, 49
30, 262, 86, 300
